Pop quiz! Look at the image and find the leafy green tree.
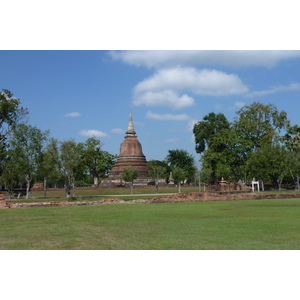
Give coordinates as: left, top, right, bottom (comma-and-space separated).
121, 166, 138, 194
165, 149, 196, 184
172, 167, 187, 193
60, 139, 85, 197
283, 124, 300, 152
232, 102, 290, 184
7, 123, 49, 199
0, 139, 9, 179
196, 104, 291, 185
282, 124, 300, 188
206, 127, 247, 181
0, 89, 28, 144
147, 160, 168, 194
81, 137, 117, 186
0, 157, 23, 198
234, 102, 289, 152
36, 138, 61, 196
193, 112, 230, 183
0, 90, 28, 180
247, 143, 293, 190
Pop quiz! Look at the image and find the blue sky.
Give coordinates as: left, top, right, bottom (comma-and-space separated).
1, 50, 300, 161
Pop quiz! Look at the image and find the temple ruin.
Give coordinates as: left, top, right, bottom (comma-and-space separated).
101, 111, 151, 186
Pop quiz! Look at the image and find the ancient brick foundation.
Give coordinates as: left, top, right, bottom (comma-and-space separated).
0, 194, 9, 209
2, 191, 300, 209
205, 181, 243, 192
32, 183, 44, 191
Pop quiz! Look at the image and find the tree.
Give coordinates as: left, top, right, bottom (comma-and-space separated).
0, 157, 23, 198
60, 139, 84, 197
36, 138, 61, 196
193, 112, 230, 183
121, 166, 138, 195
195, 104, 291, 185
282, 124, 300, 188
165, 149, 196, 184
247, 143, 293, 190
234, 102, 289, 152
147, 160, 168, 194
231, 102, 291, 184
81, 137, 117, 186
283, 124, 300, 152
172, 167, 187, 193
206, 127, 247, 182
0, 89, 28, 144
7, 123, 49, 199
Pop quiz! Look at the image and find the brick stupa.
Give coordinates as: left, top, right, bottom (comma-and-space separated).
101, 111, 150, 186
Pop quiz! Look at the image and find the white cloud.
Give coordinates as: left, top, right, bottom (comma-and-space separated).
146, 111, 190, 121
135, 67, 248, 96
110, 128, 125, 135
79, 129, 109, 138
134, 90, 195, 110
64, 112, 81, 117
133, 67, 248, 109
109, 50, 300, 68
235, 101, 246, 108
246, 82, 300, 98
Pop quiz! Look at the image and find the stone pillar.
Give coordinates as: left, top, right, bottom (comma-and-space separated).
168, 172, 175, 186
219, 177, 227, 191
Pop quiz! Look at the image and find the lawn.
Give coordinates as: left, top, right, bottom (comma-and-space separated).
1, 198, 300, 250
4, 186, 199, 203
4, 186, 202, 198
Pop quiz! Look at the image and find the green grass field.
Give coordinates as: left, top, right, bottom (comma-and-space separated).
4, 186, 198, 203
1, 198, 300, 250
23, 186, 201, 197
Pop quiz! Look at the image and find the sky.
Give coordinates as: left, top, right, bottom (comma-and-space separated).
1, 50, 300, 162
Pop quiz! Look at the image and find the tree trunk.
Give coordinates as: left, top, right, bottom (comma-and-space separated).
25, 174, 31, 199
72, 183, 76, 197
271, 177, 280, 190
66, 178, 71, 198
130, 181, 133, 195
66, 184, 71, 198
94, 176, 99, 186
8, 188, 12, 199
210, 170, 217, 184
178, 181, 181, 193
155, 178, 158, 194
44, 177, 47, 197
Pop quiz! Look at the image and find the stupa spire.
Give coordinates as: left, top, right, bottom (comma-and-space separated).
100, 109, 151, 187
126, 109, 136, 135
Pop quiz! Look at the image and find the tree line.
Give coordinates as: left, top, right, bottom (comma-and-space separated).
193, 102, 300, 190
146, 102, 300, 192
0, 89, 196, 198
0, 89, 117, 198
1, 89, 300, 197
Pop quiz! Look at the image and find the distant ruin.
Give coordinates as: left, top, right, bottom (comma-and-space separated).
205, 178, 244, 192
101, 111, 151, 186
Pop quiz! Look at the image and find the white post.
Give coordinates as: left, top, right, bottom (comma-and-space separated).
252, 178, 259, 192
